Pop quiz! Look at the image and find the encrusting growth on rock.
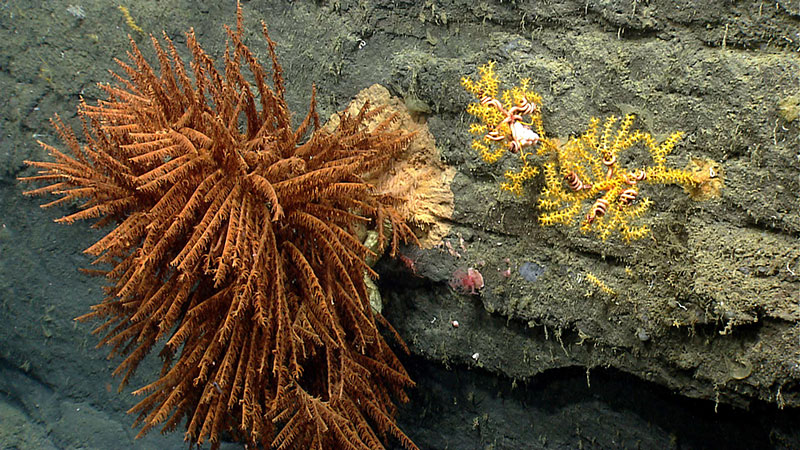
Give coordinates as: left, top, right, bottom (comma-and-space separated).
326, 84, 456, 250
462, 61, 724, 241
21, 5, 420, 450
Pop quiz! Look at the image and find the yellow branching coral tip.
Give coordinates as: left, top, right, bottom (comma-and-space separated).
118, 5, 144, 34
500, 163, 539, 196
584, 272, 616, 296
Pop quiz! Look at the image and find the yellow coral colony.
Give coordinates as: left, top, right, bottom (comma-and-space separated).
463, 62, 723, 241
461, 61, 554, 196
540, 114, 703, 241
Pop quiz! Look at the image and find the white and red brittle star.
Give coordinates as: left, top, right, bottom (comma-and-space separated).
480, 95, 540, 153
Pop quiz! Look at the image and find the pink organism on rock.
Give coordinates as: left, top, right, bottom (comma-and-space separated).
449, 267, 485, 295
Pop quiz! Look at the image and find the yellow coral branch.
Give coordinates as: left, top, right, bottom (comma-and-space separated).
585, 272, 616, 296
118, 5, 144, 34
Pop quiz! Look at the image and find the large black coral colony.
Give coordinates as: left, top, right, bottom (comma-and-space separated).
22, 6, 419, 450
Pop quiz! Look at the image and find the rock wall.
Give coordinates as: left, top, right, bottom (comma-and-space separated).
1, 1, 798, 448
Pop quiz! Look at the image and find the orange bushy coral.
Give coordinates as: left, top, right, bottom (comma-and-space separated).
22, 5, 419, 450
